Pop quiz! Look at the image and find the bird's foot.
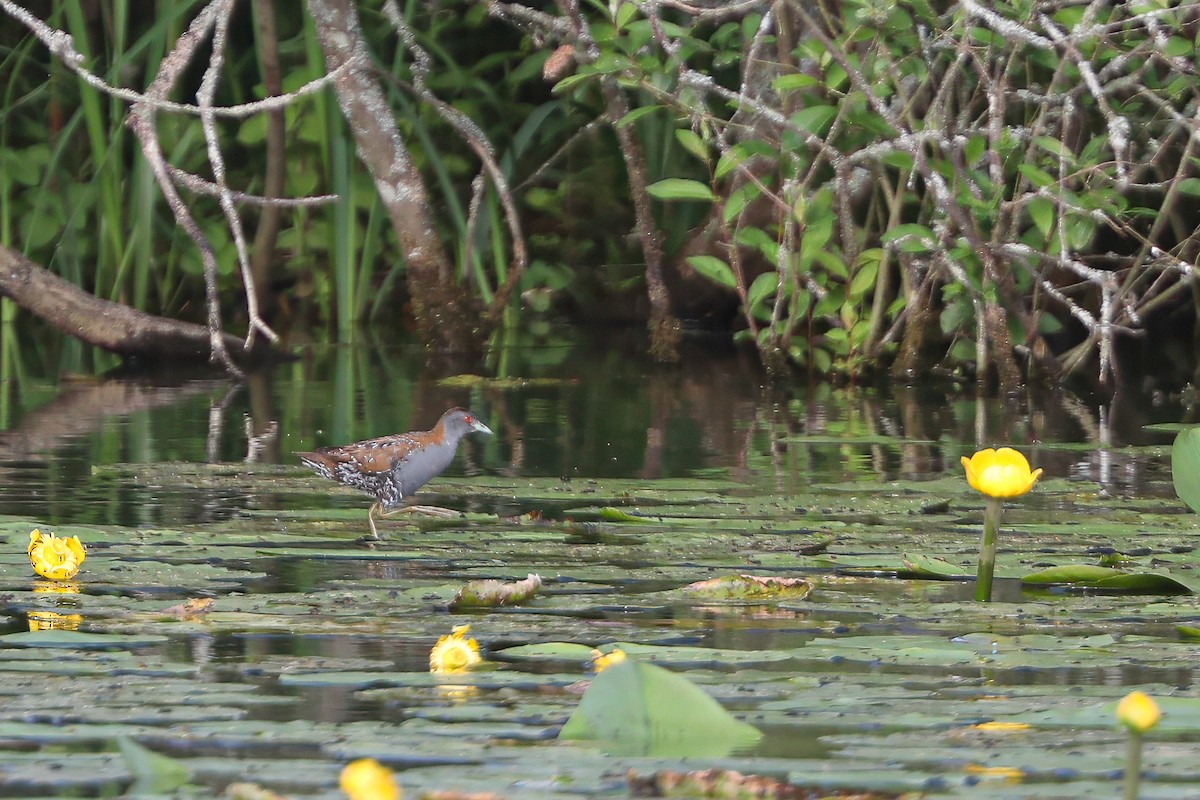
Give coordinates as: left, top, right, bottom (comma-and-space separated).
389, 504, 464, 519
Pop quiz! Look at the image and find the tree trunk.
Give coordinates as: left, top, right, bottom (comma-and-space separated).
307, 0, 479, 351
0, 245, 275, 366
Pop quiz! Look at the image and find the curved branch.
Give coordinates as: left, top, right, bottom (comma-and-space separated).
0, 246, 279, 366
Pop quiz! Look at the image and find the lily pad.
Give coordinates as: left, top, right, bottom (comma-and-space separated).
677, 574, 813, 601
1021, 565, 1200, 594
0, 630, 169, 649
559, 659, 762, 756
1171, 426, 1200, 514
450, 573, 543, 609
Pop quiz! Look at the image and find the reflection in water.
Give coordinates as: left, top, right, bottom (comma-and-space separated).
0, 331, 1187, 527
28, 580, 84, 631
26, 610, 83, 631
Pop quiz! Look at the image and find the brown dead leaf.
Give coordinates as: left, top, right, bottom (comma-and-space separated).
160, 597, 215, 621
450, 573, 542, 609
681, 574, 812, 600
224, 782, 290, 800
627, 768, 906, 799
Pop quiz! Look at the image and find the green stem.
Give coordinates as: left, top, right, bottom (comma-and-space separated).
975, 496, 1003, 602
1123, 731, 1142, 800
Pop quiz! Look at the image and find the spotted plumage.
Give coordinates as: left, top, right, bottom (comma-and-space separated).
298, 408, 492, 538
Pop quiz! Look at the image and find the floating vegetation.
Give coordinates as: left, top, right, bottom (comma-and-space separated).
1, 453, 1199, 798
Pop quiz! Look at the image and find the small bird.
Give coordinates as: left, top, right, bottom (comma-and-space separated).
298, 408, 493, 539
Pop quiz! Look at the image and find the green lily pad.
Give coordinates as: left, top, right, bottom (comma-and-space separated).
118, 736, 190, 794
0, 630, 169, 649
1021, 565, 1200, 594
901, 553, 970, 579
1171, 426, 1200, 514
559, 659, 762, 756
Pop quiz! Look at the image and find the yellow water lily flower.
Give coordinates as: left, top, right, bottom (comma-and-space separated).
961, 448, 1042, 498
27, 529, 86, 581
590, 647, 627, 673
429, 624, 481, 673
339, 758, 401, 800
1117, 690, 1161, 734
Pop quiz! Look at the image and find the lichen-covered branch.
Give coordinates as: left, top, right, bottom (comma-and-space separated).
308, 0, 480, 351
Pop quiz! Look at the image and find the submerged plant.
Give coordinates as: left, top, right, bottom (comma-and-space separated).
27, 529, 86, 581
429, 624, 482, 673
960, 448, 1042, 601
1117, 691, 1161, 800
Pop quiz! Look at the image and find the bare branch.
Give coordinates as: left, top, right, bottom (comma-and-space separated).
196, 1, 277, 349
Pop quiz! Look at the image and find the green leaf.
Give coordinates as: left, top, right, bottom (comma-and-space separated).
674, 129, 710, 164
118, 737, 190, 795
559, 659, 762, 756
1172, 427, 1200, 514
964, 135, 985, 167
849, 258, 878, 298
714, 141, 776, 180
1177, 177, 1200, 197
1064, 215, 1095, 250
902, 554, 968, 579
790, 105, 837, 136
1178, 624, 1200, 642
616, 105, 663, 127
747, 271, 778, 312
1034, 136, 1068, 159
1165, 36, 1193, 57
647, 178, 715, 202
722, 182, 761, 222
1021, 565, 1197, 594
881, 223, 936, 252
1018, 164, 1056, 188
772, 74, 821, 94
614, 0, 638, 29
880, 151, 914, 170
685, 255, 736, 288
599, 507, 650, 522
1028, 196, 1054, 238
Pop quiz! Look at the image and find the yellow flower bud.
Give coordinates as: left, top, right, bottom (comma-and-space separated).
961, 448, 1042, 499
339, 758, 401, 800
1116, 691, 1161, 733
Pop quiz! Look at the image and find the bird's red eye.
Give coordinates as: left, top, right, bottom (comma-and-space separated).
465, 415, 474, 423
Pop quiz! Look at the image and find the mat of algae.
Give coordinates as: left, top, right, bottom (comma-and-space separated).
1, 447, 1200, 799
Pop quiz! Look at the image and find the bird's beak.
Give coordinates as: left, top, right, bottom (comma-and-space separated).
473, 420, 493, 435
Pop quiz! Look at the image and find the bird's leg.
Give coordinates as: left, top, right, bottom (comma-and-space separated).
367, 501, 382, 540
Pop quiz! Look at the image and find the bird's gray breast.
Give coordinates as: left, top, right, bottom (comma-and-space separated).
388, 439, 458, 507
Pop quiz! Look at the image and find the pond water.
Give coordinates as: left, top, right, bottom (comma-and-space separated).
0, 329, 1182, 526
1, 326, 1199, 798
